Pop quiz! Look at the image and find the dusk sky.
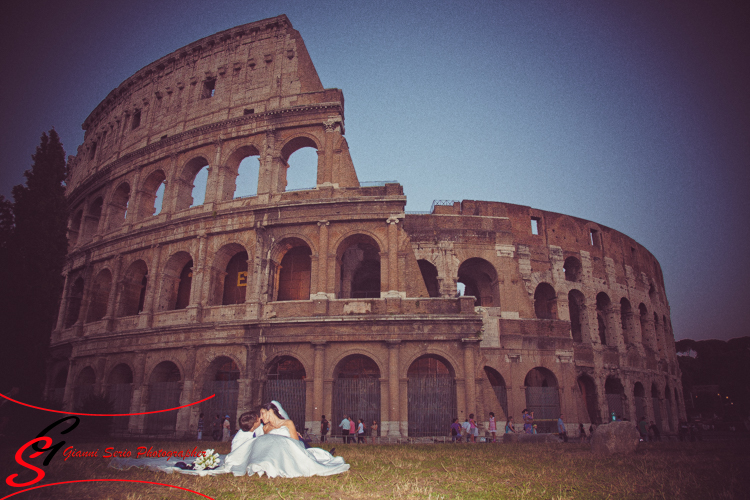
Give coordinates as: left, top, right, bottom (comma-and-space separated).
1, 0, 748, 342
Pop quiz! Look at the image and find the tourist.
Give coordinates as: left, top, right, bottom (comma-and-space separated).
589, 423, 596, 438
222, 414, 231, 442
488, 412, 497, 442
469, 413, 477, 443
338, 414, 350, 443
557, 414, 568, 442
578, 423, 586, 443
638, 416, 649, 442
356, 419, 366, 444
371, 420, 378, 444
505, 416, 517, 434
320, 415, 329, 443
649, 421, 661, 442
451, 418, 462, 442
461, 418, 471, 440
348, 417, 356, 444
212, 413, 222, 440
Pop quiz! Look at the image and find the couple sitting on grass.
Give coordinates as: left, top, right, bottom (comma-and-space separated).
110, 401, 349, 478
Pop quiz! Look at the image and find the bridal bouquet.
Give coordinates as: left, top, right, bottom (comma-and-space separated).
193, 449, 220, 471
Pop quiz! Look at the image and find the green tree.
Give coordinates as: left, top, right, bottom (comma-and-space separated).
2, 129, 68, 395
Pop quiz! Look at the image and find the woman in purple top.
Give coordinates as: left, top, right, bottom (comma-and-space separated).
450, 418, 462, 443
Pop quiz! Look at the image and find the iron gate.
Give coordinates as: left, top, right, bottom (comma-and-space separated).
606, 393, 624, 421
263, 379, 306, 432
201, 380, 239, 436
73, 385, 95, 410
652, 397, 662, 431
491, 385, 509, 419
407, 376, 456, 437
107, 383, 133, 433
145, 381, 181, 435
634, 396, 646, 421
332, 378, 381, 437
525, 387, 560, 433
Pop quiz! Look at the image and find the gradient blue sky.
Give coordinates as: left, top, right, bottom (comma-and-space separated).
1, 0, 748, 342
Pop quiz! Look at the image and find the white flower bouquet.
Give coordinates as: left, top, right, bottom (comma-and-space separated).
193, 448, 220, 471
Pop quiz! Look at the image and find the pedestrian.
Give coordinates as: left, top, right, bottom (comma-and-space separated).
488, 412, 497, 442
638, 416, 649, 442
222, 414, 231, 442
557, 414, 568, 442
212, 413, 222, 440
589, 423, 596, 438
649, 421, 661, 442
461, 418, 471, 441
348, 417, 356, 444
522, 409, 533, 434
451, 418, 462, 442
505, 416, 517, 434
320, 415, 329, 443
197, 413, 204, 440
338, 414, 350, 444
357, 419, 366, 444
532, 424, 538, 434
371, 420, 378, 444
578, 423, 586, 443
469, 413, 477, 443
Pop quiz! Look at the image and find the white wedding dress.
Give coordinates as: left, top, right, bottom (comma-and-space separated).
109, 426, 349, 478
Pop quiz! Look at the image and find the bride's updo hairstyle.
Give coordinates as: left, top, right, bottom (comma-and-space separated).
262, 402, 284, 420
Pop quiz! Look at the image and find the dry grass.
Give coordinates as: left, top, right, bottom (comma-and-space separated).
1, 439, 748, 499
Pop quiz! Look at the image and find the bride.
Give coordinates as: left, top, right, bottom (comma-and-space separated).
109, 401, 349, 478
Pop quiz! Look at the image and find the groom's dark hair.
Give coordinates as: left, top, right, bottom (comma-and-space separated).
239, 411, 260, 432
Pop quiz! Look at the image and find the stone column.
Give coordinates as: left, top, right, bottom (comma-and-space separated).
61, 358, 77, 412
203, 140, 223, 205
386, 215, 401, 294
463, 339, 478, 418
129, 353, 148, 434
319, 119, 338, 186
104, 256, 122, 331
387, 341, 401, 437
312, 342, 326, 428
55, 273, 71, 332
315, 220, 329, 297
176, 347, 197, 438
138, 244, 162, 328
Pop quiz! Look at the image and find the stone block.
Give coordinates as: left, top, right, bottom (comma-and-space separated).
590, 421, 640, 455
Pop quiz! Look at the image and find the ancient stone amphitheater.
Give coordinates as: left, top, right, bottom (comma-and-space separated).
47, 15, 685, 439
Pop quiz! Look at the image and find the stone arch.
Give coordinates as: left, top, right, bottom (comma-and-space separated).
280, 135, 321, 191
117, 259, 148, 317
224, 144, 262, 200
174, 156, 210, 211
107, 363, 133, 432
576, 374, 600, 424
639, 303, 651, 349
457, 257, 500, 307
568, 289, 586, 343
73, 365, 96, 410
620, 298, 635, 345
270, 236, 314, 302
263, 355, 307, 431
596, 292, 611, 345
157, 251, 194, 311
418, 259, 440, 298
633, 381, 647, 420
533, 282, 557, 319
563, 256, 582, 282
604, 376, 626, 421
279, 135, 321, 162
145, 360, 182, 435
81, 196, 104, 244
524, 367, 560, 433
335, 233, 382, 299
326, 348, 387, 380
86, 269, 112, 323
332, 354, 382, 437
200, 355, 241, 437
137, 169, 167, 219
207, 243, 249, 306
64, 275, 85, 328
483, 366, 508, 419
107, 181, 131, 230
68, 208, 83, 250
407, 354, 457, 437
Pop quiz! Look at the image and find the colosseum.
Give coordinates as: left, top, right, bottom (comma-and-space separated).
47, 14, 685, 440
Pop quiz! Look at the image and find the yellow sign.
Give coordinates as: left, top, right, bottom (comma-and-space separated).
237, 271, 248, 287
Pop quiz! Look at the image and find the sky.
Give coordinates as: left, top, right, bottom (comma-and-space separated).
1, 0, 748, 342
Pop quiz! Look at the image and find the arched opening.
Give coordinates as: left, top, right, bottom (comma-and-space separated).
117, 260, 148, 317
417, 260, 440, 298
457, 257, 499, 307
332, 355, 381, 438
407, 355, 456, 437
86, 269, 112, 322
337, 235, 381, 299
107, 364, 133, 433
49, 368, 67, 407
648, 283, 657, 303
222, 251, 248, 305
280, 137, 318, 191
533, 282, 557, 319
174, 157, 210, 211
568, 290, 585, 342
596, 292, 611, 345
524, 367, 560, 433
201, 357, 240, 438
157, 252, 193, 311
639, 303, 649, 348
275, 243, 312, 301
263, 356, 306, 431
651, 383, 662, 431
620, 298, 634, 345
576, 374, 600, 424
654, 313, 663, 355
665, 385, 674, 432
633, 382, 646, 421
82, 197, 103, 243
225, 145, 260, 200
145, 361, 181, 435
484, 367, 508, 419
604, 377, 625, 421
138, 170, 167, 219
563, 256, 582, 282
64, 276, 85, 328
73, 366, 96, 410
108, 182, 130, 230
68, 209, 83, 250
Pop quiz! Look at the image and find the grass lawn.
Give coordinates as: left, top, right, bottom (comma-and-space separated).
1, 439, 748, 499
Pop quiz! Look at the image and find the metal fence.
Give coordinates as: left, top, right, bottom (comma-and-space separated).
652, 397, 662, 431
201, 380, 239, 435
73, 385, 95, 410
332, 378, 381, 436
263, 379, 306, 432
144, 381, 181, 435
606, 393, 624, 421
107, 383, 133, 432
407, 376, 457, 437
525, 387, 560, 433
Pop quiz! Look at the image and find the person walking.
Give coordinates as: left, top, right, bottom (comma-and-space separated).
451, 418, 462, 442
578, 423, 586, 443
488, 412, 497, 442
348, 417, 356, 444
320, 415, 329, 443
356, 419, 366, 444
557, 414, 568, 442
338, 414, 351, 444
371, 420, 378, 444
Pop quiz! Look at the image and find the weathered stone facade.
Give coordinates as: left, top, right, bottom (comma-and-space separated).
47, 15, 685, 439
